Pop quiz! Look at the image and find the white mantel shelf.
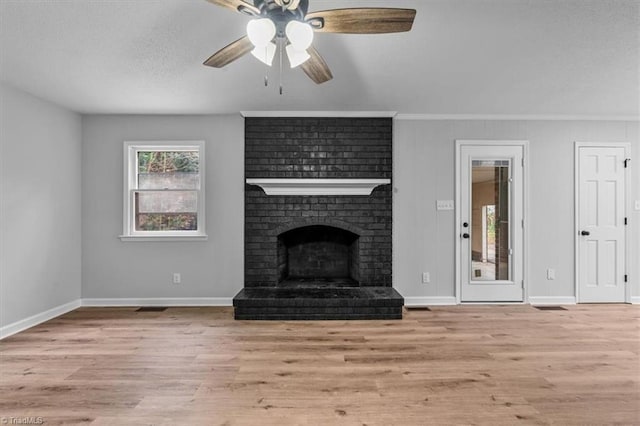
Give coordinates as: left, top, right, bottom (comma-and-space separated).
246, 178, 391, 196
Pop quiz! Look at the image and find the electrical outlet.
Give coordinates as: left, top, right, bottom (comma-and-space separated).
546, 269, 555, 280
422, 272, 430, 283
173, 273, 181, 284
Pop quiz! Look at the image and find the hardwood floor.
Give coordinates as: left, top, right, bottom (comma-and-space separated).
1, 305, 638, 425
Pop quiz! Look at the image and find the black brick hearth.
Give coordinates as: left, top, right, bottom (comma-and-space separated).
234, 287, 403, 320
234, 117, 402, 320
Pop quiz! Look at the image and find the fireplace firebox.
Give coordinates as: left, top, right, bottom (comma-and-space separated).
278, 225, 360, 285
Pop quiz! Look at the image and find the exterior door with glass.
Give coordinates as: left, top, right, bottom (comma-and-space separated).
458, 143, 525, 302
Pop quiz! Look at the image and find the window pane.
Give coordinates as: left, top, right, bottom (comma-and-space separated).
137, 151, 199, 190
471, 160, 510, 281
138, 172, 199, 190
135, 191, 197, 231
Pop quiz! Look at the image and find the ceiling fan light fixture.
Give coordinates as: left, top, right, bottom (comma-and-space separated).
204, 0, 417, 86
251, 42, 277, 66
247, 18, 276, 48
285, 20, 314, 51
285, 44, 311, 68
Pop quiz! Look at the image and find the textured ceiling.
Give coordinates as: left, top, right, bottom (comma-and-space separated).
0, 0, 638, 116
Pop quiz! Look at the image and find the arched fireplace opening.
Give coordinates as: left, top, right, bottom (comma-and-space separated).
277, 225, 360, 286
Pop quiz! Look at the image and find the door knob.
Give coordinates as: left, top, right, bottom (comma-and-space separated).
462, 233, 470, 239
580, 230, 590, 236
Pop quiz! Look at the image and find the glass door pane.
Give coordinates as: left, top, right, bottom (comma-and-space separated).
471, 160, 510, 281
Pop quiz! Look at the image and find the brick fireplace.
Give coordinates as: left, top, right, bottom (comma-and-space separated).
233, 117, 403, 320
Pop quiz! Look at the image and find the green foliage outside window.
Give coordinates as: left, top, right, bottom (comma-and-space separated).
137, 213, 197, 231
138, 151, 199, 173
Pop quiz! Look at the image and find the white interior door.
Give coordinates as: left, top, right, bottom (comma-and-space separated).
577, 146, 627, 303
459, 144, 524, 302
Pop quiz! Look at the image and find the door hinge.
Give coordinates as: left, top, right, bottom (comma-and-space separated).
624, 274, 628, 283
625, 217, 628, 225
522, 219, 525, 228
624, 158, 630, 168
521, 280, 525, 288
522, 158, 525, 167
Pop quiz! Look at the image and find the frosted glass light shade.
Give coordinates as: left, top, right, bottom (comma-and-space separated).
285, 20, 313, 50
247, 18, 276, 48
285, 45, 310, 68
251, 42, 277, 66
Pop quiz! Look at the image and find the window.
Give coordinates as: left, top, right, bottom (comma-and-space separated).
121, 141, 206, 240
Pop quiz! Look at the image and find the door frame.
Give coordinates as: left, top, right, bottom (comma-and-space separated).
574, 142, 631, 303
455, 140, 530, 304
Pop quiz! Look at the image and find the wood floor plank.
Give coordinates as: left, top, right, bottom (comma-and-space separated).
0, 305, 638, 425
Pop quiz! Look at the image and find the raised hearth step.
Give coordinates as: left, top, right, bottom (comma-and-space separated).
279, 277, 360, 288
233, 286, 403, 320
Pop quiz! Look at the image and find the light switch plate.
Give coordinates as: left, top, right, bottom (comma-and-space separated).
436, 200, 454, 210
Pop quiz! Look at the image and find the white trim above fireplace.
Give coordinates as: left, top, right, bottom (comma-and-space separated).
246, 178, 391, 196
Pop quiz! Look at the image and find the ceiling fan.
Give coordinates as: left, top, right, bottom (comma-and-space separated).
203, 0, 416, 85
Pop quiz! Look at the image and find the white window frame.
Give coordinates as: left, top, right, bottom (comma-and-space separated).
120, 140, 207, 241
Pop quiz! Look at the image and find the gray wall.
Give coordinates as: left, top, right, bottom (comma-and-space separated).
81, 115, 244, 300
0, 82, 82, 327
393, 119, 639, 303
82, 115, 638, 304
2, 89, 636, 327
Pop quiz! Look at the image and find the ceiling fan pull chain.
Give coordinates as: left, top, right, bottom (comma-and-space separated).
279, 38, 284, 95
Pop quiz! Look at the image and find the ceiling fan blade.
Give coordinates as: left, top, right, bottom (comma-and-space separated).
204, 0, 259, 16
300, 46, 332, 84
203, 36, 253, 68
305, 8, 416, 34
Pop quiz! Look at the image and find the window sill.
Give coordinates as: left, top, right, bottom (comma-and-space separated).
119, 235, 208, 242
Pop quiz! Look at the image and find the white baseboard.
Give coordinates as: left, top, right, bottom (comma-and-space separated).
81, 297, 233, 307
529, 296, 577, 305
0, 299, 81, 340
630, 296, 640, 305
1, 298, 235, 339
404, 296, 457, 307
